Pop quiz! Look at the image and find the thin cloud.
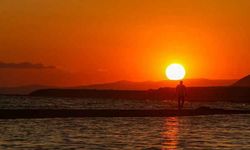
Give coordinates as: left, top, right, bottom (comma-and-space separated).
0, 62, 56, 69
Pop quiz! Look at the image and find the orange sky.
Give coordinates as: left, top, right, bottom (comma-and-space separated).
0, 0, 250, 86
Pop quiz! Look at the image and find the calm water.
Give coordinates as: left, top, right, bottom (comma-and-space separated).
0, 95, 250, 110
0, 95, 250, 149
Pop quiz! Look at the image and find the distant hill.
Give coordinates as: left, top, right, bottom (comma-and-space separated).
0, 79, 237, 95
233, 75, 250, 87
30, 87, 250, 102
0, 85, 56, 95
76, 79, 236, 90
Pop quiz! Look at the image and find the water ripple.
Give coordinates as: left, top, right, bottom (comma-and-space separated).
0, 115, 249, 149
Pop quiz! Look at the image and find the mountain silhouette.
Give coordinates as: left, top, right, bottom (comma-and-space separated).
75, 79, 236, 90
0, 79, 236, 95
233, 75, 250, 87
0, 85, 56, 95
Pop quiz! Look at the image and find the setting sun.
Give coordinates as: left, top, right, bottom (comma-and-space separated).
166, 64, 186, 80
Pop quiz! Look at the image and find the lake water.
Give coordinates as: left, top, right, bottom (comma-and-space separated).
0, 95, 250, 149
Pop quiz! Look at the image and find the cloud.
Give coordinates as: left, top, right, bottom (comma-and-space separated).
0, 62, 56, 69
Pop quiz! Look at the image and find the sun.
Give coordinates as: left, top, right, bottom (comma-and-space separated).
166, 64, 186, 80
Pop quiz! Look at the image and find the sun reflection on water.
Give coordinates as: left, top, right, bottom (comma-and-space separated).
162, 117, 180, 150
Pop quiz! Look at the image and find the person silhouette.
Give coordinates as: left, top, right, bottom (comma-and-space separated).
176, 81, 186, 110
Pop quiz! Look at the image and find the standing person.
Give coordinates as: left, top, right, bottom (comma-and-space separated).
176, 81, 186, 110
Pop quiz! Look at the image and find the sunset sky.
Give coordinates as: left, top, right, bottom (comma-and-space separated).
0, 0, 250, 86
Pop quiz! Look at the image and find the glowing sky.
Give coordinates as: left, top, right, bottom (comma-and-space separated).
0, 0, 250, 86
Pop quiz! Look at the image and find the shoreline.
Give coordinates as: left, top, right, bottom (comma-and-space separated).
0, 107, 249, 119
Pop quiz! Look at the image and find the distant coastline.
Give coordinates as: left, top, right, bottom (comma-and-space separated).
30, 87, 250, 102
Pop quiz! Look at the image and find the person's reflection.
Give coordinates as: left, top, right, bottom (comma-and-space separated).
162, 117, 180, 149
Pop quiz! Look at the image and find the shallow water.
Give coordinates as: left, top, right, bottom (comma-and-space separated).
0, 115, 249, 149
0, 96, 249, 149
0, 95, 250, 110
